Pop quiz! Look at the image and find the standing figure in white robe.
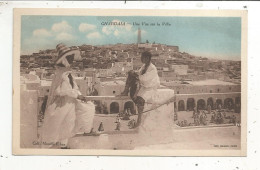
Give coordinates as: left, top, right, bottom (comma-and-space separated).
41, 44, 95, 149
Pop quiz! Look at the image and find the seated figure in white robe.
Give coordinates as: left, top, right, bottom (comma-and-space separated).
121, 51, 175, 146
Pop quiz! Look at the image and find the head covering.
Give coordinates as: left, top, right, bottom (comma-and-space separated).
46, 43, 81, 107
55, 43, 82, 67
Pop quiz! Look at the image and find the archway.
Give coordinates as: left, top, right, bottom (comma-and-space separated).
235, 97, 241, 104
110, 102, 119, 114
216, 99, 223, 109
197, 99, 206, 110
235, 97, 241, 113
178, 100, 185, 111
124, 101, 136, 114
207, 97, 214, 109
224, 98, 234, 109
187, 98, 195, 111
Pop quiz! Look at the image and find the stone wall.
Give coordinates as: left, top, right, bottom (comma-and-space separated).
20, 90, 38, 148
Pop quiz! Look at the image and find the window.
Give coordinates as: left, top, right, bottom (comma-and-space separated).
210, 90, 212, 93
113, 91, 116, 94
177, 91, 179, 94
217, 89, 220, 92
229, 87, 232, 90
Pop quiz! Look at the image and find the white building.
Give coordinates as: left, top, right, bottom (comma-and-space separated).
20, 74, 41, 91
138, 43, 152, 48
96, 69, 114, 78
95, 80, 136, 114
171, 65, 188, 75
74, 76, 93, 96
111, 61, 133, 75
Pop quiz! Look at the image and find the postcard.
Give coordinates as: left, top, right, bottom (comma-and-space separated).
13, 8, 247, 156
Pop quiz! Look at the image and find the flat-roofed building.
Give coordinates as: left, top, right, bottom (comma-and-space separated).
162, 79, 241, 112
171, 65, 188, 75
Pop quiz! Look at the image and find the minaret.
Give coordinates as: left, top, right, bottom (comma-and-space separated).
137, 28, 141, 44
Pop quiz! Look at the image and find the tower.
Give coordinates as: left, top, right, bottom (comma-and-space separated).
137, 28, 141, 44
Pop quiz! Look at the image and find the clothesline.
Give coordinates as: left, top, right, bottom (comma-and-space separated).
141, 97, 175, 114
83, 95, 175, 114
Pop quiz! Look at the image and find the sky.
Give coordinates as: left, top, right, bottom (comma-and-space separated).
21, 16, 241, 60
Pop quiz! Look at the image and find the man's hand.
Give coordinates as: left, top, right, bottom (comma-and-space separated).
77, 95, 85, 101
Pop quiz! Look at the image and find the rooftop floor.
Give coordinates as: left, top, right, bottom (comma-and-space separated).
67, 110, 241, 150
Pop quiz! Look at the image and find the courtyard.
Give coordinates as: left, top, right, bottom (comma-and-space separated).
67, 110, 241, 150
89, 109, 241, 133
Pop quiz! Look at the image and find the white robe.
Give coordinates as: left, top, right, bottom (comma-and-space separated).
137, 63, 160, 103
136, 63, 175, 146
41, 70, 95, 148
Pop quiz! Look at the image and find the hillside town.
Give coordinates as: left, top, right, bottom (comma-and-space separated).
20, 42, 241, 82
20, 41, 241, 116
